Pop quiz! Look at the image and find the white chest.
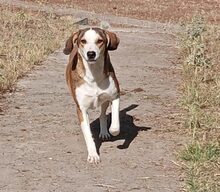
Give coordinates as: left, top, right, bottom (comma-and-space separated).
76, 76, 118, 110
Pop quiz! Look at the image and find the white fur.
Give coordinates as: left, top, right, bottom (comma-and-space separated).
75, 29, 120, 164
80, 111, 100, 163
99, 102, 110, 139
109, 97, 120, 136
78, 29, 102, 62
76, 71, 119, 163
76, 76, 118, 109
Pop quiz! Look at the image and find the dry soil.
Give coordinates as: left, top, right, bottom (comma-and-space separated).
0, 1, 185, 191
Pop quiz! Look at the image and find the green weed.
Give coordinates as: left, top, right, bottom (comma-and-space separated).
179, 16, 220, 192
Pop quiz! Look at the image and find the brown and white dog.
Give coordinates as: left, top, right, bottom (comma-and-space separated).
63, 28, 120, 164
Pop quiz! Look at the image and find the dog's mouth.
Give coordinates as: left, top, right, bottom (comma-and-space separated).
87, 58, 97, 63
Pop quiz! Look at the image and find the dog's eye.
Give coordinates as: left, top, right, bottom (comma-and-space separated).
81, 39, 86, 44
97, 39, 103, 44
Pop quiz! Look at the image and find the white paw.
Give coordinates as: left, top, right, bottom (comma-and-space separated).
109, 126, 120, 136
87, 152, 100, 164
99, 131, 111, 140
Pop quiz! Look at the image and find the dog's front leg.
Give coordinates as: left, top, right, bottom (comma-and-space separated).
109, 97, 120, 136
99, 101, 110, 140
77, 108, 100, 164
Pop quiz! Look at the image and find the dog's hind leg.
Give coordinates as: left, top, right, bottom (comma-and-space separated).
109, 97, 120, 136
77, 107, 100, 164
99, 101, 110, 140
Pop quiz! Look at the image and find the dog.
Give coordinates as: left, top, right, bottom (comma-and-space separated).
63, 27, 120, 164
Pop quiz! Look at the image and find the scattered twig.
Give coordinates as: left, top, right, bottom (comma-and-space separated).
170, 160, 181, 167
94, 183, 116, 189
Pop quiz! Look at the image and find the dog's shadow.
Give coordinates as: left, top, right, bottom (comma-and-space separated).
90, 104, 151, 154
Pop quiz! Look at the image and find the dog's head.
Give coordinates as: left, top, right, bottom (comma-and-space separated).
63, 28, 120, 65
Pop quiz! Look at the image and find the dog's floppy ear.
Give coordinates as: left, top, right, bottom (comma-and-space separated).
63, 31, 79, 55
69, 46, 78, 70
105, 30, 120, 51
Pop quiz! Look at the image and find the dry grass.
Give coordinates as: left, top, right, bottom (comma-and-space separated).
0, 6, 74, 92
180, 16, 220, 192
26, 0, 220, 24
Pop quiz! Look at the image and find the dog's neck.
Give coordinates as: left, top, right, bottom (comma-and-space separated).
81, 54, 106, 84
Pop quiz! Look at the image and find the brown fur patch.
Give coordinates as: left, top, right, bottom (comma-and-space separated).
66, 48, 85, 107
97, 41, 104, 49
105, 30, 120, 51
63, 31, 80, 55
104, 52, 120, 94
65, 28, 120, 123
77, 107, 84, 123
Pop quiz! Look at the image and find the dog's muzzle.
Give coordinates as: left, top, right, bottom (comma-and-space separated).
87, 51, 96, 61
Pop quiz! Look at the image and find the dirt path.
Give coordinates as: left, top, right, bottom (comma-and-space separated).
1, 1, 184, 192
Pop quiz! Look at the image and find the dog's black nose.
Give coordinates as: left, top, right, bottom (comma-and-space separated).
87, 51, 96, 60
